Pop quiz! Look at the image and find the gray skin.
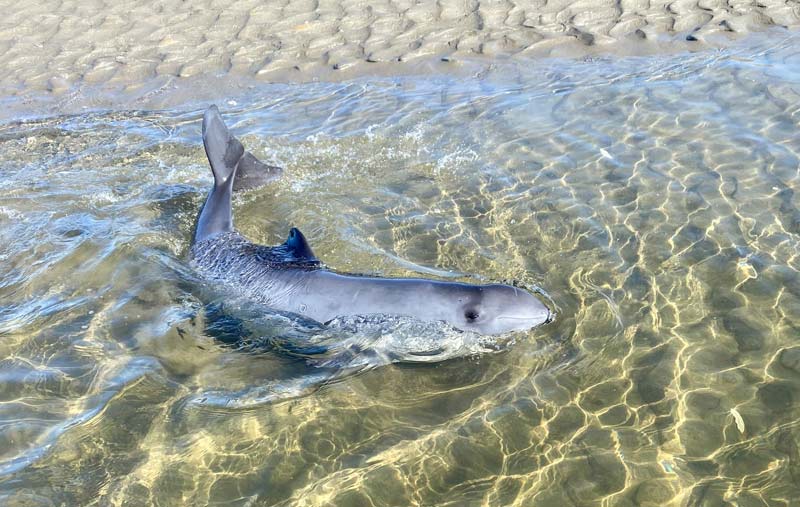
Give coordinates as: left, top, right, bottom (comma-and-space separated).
191, 105, 552, 335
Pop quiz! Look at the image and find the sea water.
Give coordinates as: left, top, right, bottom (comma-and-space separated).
0, 32, 799, 506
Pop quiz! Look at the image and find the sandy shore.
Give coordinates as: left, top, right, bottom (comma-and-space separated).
1, 0, 798, 117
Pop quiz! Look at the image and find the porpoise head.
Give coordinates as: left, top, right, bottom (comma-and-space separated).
436, 283, 552, 335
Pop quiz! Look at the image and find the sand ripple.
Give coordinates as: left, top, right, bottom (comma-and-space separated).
1, 0, 798, 106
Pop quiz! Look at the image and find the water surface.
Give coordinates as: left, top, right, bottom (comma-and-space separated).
1, 33, 800, 506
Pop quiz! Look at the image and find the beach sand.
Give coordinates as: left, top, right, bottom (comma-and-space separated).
1, 0, 798, 118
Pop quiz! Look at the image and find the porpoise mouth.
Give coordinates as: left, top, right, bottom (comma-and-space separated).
496, 308, 553, 325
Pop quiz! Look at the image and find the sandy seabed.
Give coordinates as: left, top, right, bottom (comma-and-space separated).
2, 2, 800, 507
1, 0, 799, 118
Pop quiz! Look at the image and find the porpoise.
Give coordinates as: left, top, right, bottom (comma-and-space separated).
190, 106, 552, 335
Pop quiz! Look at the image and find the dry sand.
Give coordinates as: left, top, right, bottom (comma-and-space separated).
1, 0, 798, 117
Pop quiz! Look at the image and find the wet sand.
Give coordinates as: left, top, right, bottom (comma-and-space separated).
1, 0, 799, 119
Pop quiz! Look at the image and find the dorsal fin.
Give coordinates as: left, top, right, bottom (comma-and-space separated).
283, 227, 318, 262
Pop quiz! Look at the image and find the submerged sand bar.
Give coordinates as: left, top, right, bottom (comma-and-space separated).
1, 0, 799, 118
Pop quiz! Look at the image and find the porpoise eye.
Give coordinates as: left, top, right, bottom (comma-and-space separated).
465, 310, 479, 322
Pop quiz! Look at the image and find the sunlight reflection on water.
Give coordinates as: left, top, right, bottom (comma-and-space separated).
0, 32, 799, 505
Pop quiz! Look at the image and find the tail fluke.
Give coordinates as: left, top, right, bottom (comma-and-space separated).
194, 106, 283, 244
202, 105, 283, 192
202, 105, 241, 187
233, 151, 283, 192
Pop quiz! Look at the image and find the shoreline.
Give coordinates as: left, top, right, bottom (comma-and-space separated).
1, 0, 798, 121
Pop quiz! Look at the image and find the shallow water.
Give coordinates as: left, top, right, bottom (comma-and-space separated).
1, 32, 800, 506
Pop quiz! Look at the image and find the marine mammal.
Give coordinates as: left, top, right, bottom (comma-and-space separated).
191, 105, 552, 335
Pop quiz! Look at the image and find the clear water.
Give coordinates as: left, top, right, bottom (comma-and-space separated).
1, 33, 800, 505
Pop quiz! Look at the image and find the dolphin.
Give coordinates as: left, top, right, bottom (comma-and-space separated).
190, 105, 552, 336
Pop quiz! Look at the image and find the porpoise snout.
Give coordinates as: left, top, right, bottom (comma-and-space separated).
489, 288, 552, 333
520, 302, 552, 328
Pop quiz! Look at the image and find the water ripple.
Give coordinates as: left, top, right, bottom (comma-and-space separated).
1, 33, 800, 504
